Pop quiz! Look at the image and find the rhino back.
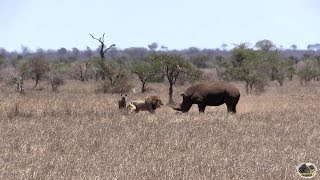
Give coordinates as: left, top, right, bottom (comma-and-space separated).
188, 82, 228, 96
186, 82, 239, 103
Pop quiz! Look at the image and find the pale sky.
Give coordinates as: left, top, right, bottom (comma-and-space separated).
1, 0, 320, 51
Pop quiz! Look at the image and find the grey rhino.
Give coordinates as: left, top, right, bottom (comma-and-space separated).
172, 81, 240, 113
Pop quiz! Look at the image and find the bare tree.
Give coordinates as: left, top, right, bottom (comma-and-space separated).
90, 33, 116, 61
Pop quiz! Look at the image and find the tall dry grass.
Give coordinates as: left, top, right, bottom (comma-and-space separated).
0, 77, 320, 179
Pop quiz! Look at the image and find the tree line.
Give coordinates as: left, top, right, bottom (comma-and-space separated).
1, 37, 320, 102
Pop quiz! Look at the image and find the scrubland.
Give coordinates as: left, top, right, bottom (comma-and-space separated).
0, 77, 320, 179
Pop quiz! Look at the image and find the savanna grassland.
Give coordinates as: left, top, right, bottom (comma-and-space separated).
0, 76, 320, 179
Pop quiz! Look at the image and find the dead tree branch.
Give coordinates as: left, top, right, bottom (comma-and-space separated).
90, 33, 116, 60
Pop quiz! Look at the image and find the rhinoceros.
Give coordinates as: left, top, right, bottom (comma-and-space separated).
172, 81, 240, 113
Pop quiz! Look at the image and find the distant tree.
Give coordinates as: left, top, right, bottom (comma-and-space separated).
187, 47, 200, 54
219, 43, 269, 94
0, 54, 5, 67
307, 43, 320, 51
221, 44, 228, 51
72, 47, 80, 57
190, 55, 209, 68
91, 56, 130, 93
79, 62, 89, 82
0, 48, 8, 55
151, 53, 202, 104
123, 47, 149, 62
107, 47, 119, 59
286, 64, 295, 81
17, 54, 23, 60
57, 47, 67, 55
84, 46, 93, 58
314, 44, 318, 51
90, 33, 117, 80
36, 48, 44, 54
266, 50, 289, 86
270, 58, 292, 86
51, 61, 69, 74
255, 41, 288, 86
10, 73, 25, 94
279, 45, 284, 50
49, 75, 64, 92
215, 56, 224, 63
148, 42, 158, 51
67, 60, 94, 81
288, 56, 299, 65
297, 59, 318, 85
303, 54, 312, 60
291, 44, 297, 51
90, 33, 116, 60
9, 61, 31, 93
28, 54, 50, 89
131, 60, 161, 93
284, 59, 296, 81
57, 47, 67, 60
21, 45, 30, 55
160, 45, 168, 51
255, 39, 275, 51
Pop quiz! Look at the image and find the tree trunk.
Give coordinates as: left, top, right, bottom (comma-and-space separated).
79, 65, 85, 82
168, 83, 174, 104
84, 63, 89, 81
249, 82, 253, 94
34, 74, 40, 89
141, 81, 146, 93
51, 84, 57, 92
245, 81, 249, 94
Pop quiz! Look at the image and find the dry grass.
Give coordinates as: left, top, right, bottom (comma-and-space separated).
1, 77, 320, 179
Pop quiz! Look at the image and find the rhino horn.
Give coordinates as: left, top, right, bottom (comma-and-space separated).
172, 104, 182, 111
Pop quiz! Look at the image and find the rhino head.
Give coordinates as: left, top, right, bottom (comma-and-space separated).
172, 93, 193, 113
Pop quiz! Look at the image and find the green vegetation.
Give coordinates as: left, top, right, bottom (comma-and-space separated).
131, 59, 162, 93
150, 53, 202, 104
0, 38, 320, 96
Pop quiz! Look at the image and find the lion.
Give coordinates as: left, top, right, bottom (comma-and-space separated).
127, 96, 164, 113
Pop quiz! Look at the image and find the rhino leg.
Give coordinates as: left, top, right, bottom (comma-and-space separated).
227, 106, 236, 113
226, 102, 237, 113
226, 97, 239, 113
197, 103, 206, 113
